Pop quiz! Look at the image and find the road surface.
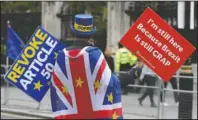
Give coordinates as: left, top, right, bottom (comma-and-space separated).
1, 112, 42, 119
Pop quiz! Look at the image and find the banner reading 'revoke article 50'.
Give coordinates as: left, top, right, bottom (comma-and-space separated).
4, 26, 66, 102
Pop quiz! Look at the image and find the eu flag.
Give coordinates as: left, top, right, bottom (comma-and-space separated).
6, 25, 24, 60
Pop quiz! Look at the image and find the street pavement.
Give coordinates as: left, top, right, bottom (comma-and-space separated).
1, 112, 42, 119
1, 86, 197, 119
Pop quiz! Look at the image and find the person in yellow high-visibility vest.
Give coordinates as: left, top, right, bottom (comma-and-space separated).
115, 43, 138, 94
130, 52, 138, 68
115, 43, 138, 73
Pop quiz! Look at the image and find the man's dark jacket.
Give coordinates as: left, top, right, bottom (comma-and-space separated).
105, 56, 115, 73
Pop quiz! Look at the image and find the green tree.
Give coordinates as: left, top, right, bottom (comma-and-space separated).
1, 2, 41, 13
1, 44, 6, 56
134, 1, 177, 12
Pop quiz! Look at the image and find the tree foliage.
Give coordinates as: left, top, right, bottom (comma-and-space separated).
133, 1, 177, 16
1, 1, 178, 40
1, 2, 41, 13
135, 1, 177, 11
0, 44, 6, 55
66, 1, 177, 35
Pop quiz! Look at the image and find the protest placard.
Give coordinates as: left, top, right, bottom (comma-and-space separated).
120, 8, 196, 82
4, 26, 66, 102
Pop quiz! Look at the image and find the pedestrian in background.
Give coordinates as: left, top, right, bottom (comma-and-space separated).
160, 75, 179, 106
115, 43, 137, 73
134, 60, 144, 93
115, 43, 138, 94
104, 47, 115, 73
138, 64, 160, 107
118, 64, 142, 95
130, 52, 138, 68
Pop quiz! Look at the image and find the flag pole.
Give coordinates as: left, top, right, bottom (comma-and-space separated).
4, 20, 10, 105
5, 57, 9, 105
37, 102, 41, 110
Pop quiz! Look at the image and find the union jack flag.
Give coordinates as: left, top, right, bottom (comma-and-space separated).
50, 46, 123, 119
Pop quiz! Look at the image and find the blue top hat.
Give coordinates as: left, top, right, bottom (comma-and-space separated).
70, 14, 96, 37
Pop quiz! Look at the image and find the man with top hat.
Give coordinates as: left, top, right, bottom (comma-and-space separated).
50, 14, 133, 119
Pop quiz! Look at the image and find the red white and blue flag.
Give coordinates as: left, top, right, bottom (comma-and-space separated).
50, 46, 123, 119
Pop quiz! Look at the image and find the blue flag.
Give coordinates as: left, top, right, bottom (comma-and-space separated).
4, 26, 66, 102
6, 25, 25, 60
